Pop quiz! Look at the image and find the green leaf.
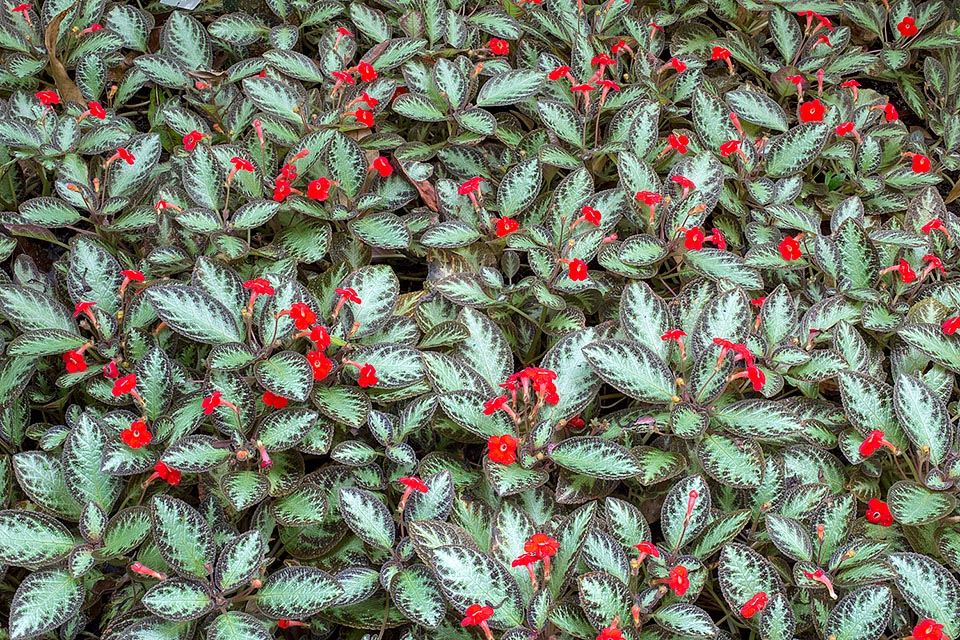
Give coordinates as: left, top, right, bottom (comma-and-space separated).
162, 436, 232, 473
661, 475, 711, 550
256, 408, 316, 451
717, 543, 783, 613
108, 134, 162, 198
142, 578, 215, 621
134, 346, 173, 421
162, 11, 212, 69
151, 495, 216, 579
497, 159, 541, 218
9, 569, 83, 640
578, 572, 632, 630
888, 553, 960, 637
243, 76, 303, 124
726, 89, 789, 132
146, 285, 243, 344
549, 437, 641, 480
102, 507, 152, 557
764, 513, 812, 562
273, 484, 328, 526
208, 612, 271, 640
894, 373, 953, 465
326, 132, 366, 200
0, 285, 77, 334
685, 249, 763, 289
18, 197, 82, 226
390, 564, 446, 628
7, 330, 86, 357
215, 531, 266, 593
254, 351, 312, 402
477, 70, 543, 107
339, 265, 399, 338
428, 544, 525, 628
711, 400, 802, 440
887, 481, 956, 525
256, 566, 344, 619
763, 123, 829, 178
697, 432, 764, 488
583, 340, 675, 403
654, 603, 718, 638
338, 487, 395, 550
313, 385, 370, 428
63, 413, 123, 511
0, 510, 75, 568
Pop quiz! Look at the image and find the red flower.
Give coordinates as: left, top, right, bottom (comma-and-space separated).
243, 278, 274, 296
598, 625, 623, 640
308, 177, 332, 201
116, 148, 135, 164
371, 157, 392, 177
332, 70, 355, 85
310, 325, 331, 349
488, 434, 517, 465
461, 604, 494, 627
912, 154, 931, 173
495, 217, 519, 237
786, 75, 804, 87
358, 363, 378, 387
351, 108, 374, 127
836, 122, 855, 136
740, 592, 768, 618
779, 236, 801, 261
668, 133, 689, 154
62, 349, 87, 373
288, 302, 316, 330
898, 16, 919, 37
484, 396, 508, 415
525, 533, 559, 558
859, 429, 897, 457
153, 461, 181, 486
337, 28, 354, 37
661, 329, 686, 342
36, 90, 59, 106
87, 101, 106, 119
11, 4, 32, 13
262, 390, 288, 409
747, 365, 765, 391
635, 541, 660, 558
708, 228, 726, 250
591, 54, 615, 66
183, 130, 203, 151
459, 177, 484, 195
112, 374, 137, 397
548, 65, 571, 81
719, 140, 741, 157
841, 79, 860, 89
684, 227, 705, 251
230, 157, 254, 172
202, 390, 223, 415
121, 269, 144, 282
865, 498, 894, 526
273, 178, 292, 202
335, 287, 362, 304
103, 361, 119, 379
943, 316, 960, 335
924, 254, 945, 273
799, 99, 825, 122
884, 103, 899, 122
913, 619, 946, 640
672, 175, 696, 190
582, 206, 601, 225
568, 259, 588, 281
668, 565, 690, 596
512, 552, 539, 567
897, 260, 917, 283
307, 350, 333, 380
712, 46, 730, 60
611, 39, 628, 54
488, 38, 509, 55
358, 61, 377, 82
121, 421, 152, 448
669, 57, 686, 73
636, 191, 662, 205
571, 83, 595, 94
400, 476, 429, 493
922, 219, 943, 234
596, 79, 620, 92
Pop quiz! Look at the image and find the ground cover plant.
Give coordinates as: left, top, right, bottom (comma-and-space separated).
0, 0, 959, 639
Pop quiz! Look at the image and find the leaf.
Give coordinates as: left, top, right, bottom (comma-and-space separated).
888, 553, 960, 637
273, 484, 328, 526
142, 578, 215, 621
326, 132, 366, 200
497, 159, 542, 218
162, 436, 232, 472
893, 373, 953, 465
208, 612, 271, 640
256, 409, 316, 451
717, 543, 783, 612
242, 76, 303, 124
162, 11, 212, 70
726, 89, 789, 132
477, 70, 543, 107
146, 285, 243, 344
13, 452, 82, 520
697, 433, 764, 488
764, 513, 812, 562
583, 340, 675, 403
63, 413, 123, 511
213, 530, 267, 591
654, 603, 718, 638
427, 544, 525, 628
711, 400, 802, 440
685, 249, 763, 289
338, 487, 395, 550
0, 285, 77, 334
18, 197, 82, 226
578, 571, 632, 630
256, 566, 343, 619
9, 569, 83, 640
887, 481, 956, 525
0, 510, 74, 569
549, 437, 641, 480
108, 134, 162, 198
763, 123, 829, 178
254, 351, 313, 402
339, 265, 399, 338
151, 495, 216, 579
661, 475, 711, 550
390, 564, 446, 628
